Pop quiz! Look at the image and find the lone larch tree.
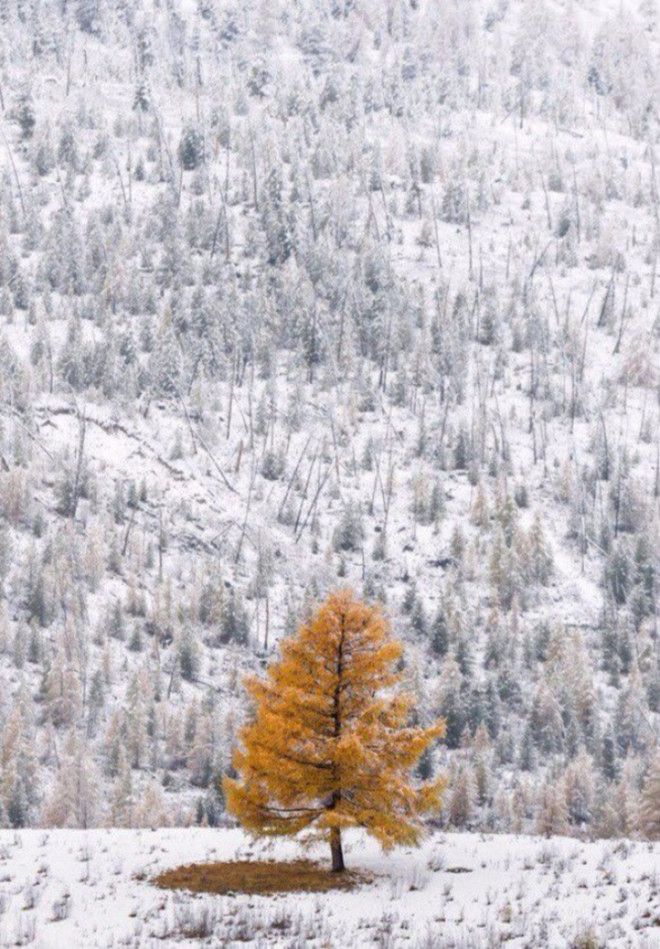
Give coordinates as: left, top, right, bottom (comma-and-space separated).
224, 589, 446, 871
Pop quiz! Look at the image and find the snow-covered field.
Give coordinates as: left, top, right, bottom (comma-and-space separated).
0, 829, 657, 947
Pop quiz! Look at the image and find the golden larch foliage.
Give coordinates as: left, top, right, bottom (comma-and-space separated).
224, 589, 446, 871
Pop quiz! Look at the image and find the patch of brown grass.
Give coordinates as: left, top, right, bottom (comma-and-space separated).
153, 859, 369, 895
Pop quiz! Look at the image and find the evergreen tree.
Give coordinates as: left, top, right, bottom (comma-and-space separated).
605, 543, 632, 605
178, 125, 205, 171
15, 91, 36, 140
77, 0, 104, 35
219, 588, 249, 646
436, 656, 466, 750
332, 503, 365, 553
601, 730, 618, 782
527, 513, 554, 585
260, 167, 293, 267
178, 628, 200, 681
430, 605, 449, 657
529, 683, 564, 755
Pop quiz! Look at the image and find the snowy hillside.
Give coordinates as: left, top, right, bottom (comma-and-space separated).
0, 0, 658, 839
0, 828, 657, 947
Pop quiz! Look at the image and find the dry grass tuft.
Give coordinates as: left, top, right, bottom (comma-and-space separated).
153, 859, 370, 895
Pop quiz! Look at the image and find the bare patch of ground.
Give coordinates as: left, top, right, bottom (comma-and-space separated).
152, 859, 370, 895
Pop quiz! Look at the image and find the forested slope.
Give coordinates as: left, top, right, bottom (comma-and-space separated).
0, 0, 658, 836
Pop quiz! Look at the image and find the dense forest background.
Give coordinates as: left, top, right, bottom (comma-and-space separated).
0, 0, 658, 837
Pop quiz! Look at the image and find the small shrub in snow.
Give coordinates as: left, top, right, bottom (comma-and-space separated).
50, 891, 71, 922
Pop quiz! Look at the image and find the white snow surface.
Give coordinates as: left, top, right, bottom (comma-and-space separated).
1, 5, 660, 947
0, 829, 657, 948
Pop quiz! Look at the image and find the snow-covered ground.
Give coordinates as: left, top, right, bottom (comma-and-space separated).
0, 829, 657, 947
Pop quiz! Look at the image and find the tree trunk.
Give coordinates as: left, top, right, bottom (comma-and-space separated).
330, 826, 345, 873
